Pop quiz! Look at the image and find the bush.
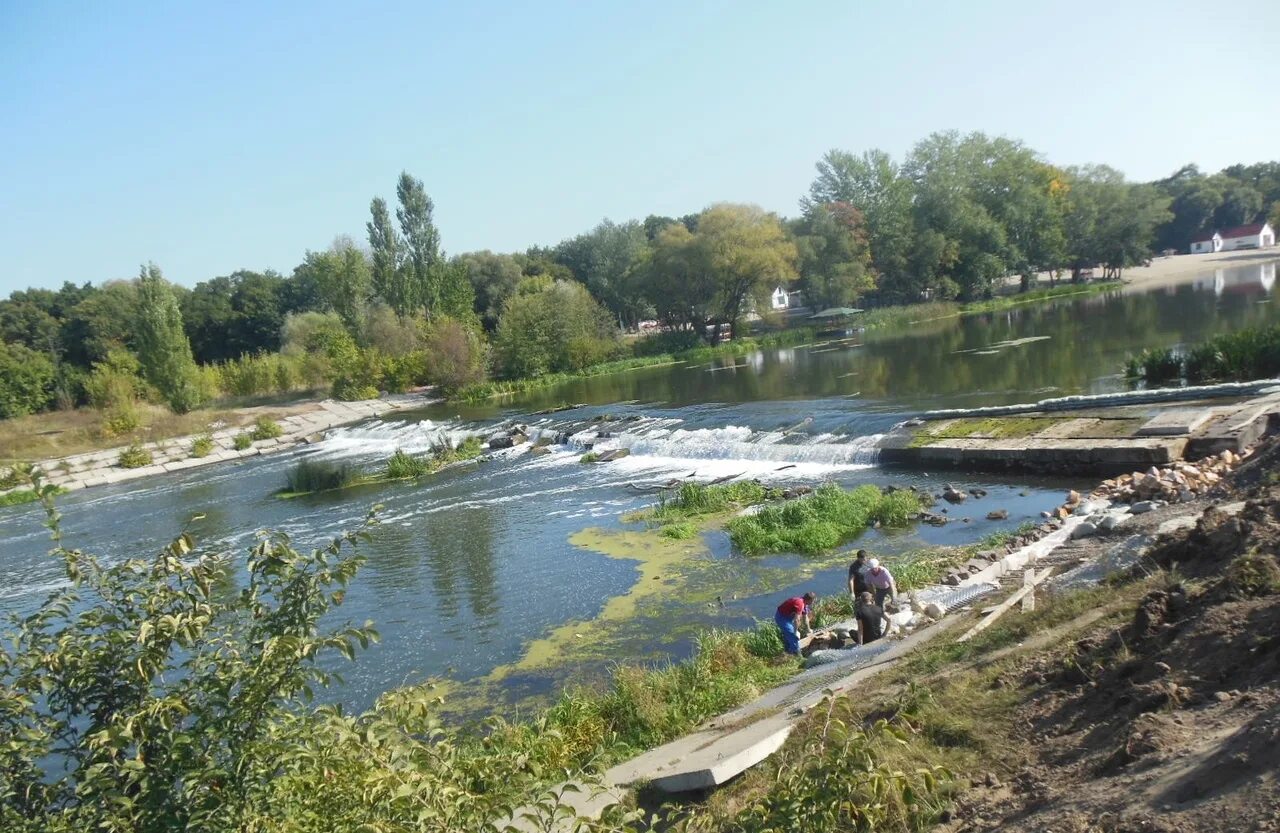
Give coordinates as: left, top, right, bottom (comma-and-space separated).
493, 280, 621, 378
0, 341, 56, 418
283, 458, 359, 494
99, 403, 142, 438
251, 417, 283, 441
727, 483, 925, 555
0, 462, 34, 490
190, 435, 215, 458
1224, 550, 1280, 598
84, 348, 146, 411
422, 317, 488, 394
652, 480, 769, 521
117, 443, 153, 469
660, 521, 698, 540
0, 489, 373, 832
232, 433, 253, 450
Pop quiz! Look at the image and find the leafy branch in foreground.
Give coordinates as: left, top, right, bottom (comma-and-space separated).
0, 479, 378, 832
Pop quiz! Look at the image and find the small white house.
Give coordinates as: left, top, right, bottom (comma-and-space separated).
1219, 222, 1275, 251
770, 286, 801, 310
1189, 232, 1222, 254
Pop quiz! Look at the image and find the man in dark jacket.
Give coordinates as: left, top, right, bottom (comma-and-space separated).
855, 591, 885, 645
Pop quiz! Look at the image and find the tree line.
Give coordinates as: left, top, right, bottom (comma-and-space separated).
3, 131, 1279, 422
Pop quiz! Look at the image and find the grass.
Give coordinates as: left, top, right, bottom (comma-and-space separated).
907, 415, 1058, 447
383, 448, 430, 479
232, 433, 253, 450
726, 483, 926, 555
116, 443, 153, 469
189, 435, 214, 458
282, 459, 359, 495
1127, 322, 1280, 386
250, 417, 284, 440
579, 451, 601, 464
651, 481, 771, 521
487, 629, 800, 770
959, 280, 1122, 315
285, 437, 485, 497
0, 403, 295, 466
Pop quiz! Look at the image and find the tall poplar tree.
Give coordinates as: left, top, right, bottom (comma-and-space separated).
135, 263, 201, 413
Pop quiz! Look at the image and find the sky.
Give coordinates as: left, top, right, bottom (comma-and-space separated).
2, 0, 1278, 294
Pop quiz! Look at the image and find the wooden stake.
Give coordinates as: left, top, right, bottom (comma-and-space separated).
956, 568, 1053, 643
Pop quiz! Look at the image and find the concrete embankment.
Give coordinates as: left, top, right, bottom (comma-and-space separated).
879, 383, 1280, 474
2, 395, 430, 500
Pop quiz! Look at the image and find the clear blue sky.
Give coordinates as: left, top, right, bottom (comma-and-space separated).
2, 0, 1277, 294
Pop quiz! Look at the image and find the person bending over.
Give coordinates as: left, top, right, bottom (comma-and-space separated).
855, 591, 885, 645
864, 558, 898, 609
775, 591, 816, 655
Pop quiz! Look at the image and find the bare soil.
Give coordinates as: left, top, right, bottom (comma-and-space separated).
941, 443, 1280, 833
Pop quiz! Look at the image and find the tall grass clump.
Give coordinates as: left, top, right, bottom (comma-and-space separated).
1124, 347, 1182, 384
509, 629, 798, 767
283, 458, 359, 494
1127, 323, 1280, 386
383, 448, 429, 479
727, 483, 924, 555
651, 480, 769, 521
189, 434, 214, 458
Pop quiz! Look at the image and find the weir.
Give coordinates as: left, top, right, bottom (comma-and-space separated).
879, 384, 1280, 474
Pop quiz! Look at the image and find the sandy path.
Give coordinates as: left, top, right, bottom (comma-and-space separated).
1009, 248, 1280, 294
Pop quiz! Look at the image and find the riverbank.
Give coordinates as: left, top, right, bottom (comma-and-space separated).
510, 428, 1279, 830
0, 394, 432, 503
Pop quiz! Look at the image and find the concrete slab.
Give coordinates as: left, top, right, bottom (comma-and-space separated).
608, 717, 794, 794
1136, 409, 1216, 436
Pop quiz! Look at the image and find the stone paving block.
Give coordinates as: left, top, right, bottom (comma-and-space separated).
1136, 408, 1216, 436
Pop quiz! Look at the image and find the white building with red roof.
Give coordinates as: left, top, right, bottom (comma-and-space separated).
1190, 232, 1222, 254
1218, 222, 1275, 251
1189, 222, 1274, 254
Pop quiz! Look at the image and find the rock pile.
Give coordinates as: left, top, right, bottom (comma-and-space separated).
1089, 449, 1248, 506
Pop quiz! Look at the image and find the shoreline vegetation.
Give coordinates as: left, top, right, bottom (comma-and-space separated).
1126, 320, 1280, 386
275, 437, 485, 498
451, 279, 1125, 404
0, 479, 1054, 831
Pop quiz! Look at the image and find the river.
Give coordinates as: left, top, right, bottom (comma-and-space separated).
2, 260, 1278, 715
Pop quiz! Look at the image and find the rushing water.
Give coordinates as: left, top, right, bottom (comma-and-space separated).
2, 260, 1278, 714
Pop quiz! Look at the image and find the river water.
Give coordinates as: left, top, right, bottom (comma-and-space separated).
2, 260, 1278, 714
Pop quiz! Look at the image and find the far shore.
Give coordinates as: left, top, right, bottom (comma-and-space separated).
1014, 248, 1280, 295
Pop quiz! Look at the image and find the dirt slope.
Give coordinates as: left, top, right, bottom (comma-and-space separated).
944, 443, 1280, 833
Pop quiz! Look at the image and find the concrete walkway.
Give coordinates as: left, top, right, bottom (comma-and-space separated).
879, 388, 1280, 474
2, 394, 431, 499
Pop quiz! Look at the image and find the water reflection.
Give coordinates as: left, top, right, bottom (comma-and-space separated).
1191, 262, 1277, 296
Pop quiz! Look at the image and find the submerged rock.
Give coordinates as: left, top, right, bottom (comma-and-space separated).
986, 509, 1009, 521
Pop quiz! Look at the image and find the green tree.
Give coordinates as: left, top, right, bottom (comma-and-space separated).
297, 237, 372, 333
367, 196, 413, 317
396, 172, 443, 315
804, 149, 918, 301
494, 279, 619, 377
0, 340, 56, 418
421, 316, 487, 393
61, 280, 140, 367
454, 250, 524, 329
1214, 182, 1264, 228
642, 204, 797, 342
1268, 200, 1280, 233
792, 202, 876, 308
1065, 165, 1171, 278
553, 219, 653, 329
135, 264, 202, 413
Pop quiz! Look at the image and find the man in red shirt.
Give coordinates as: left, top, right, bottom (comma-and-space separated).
775, 591, 816, 655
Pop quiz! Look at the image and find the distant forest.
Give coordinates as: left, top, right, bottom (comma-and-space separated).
2, 130, 1278, 421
